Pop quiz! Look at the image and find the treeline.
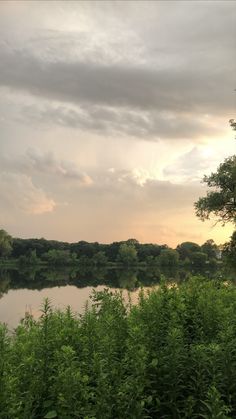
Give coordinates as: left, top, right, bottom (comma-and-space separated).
0, 229, 222, 268
1, 278, 236, 418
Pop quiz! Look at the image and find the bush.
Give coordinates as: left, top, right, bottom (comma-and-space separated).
1, 278, 236, 418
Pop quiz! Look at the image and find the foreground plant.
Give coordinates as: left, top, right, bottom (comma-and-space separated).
1, 278, 236, 418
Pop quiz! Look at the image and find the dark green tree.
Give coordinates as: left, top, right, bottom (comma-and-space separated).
195, 119, 236, 225
201, 239, 218, 259
93, 251, 108, 266
42, 249, 75, 266
117, 244, 138, 266
159, 249, 179, 267
190, 251, 207, 269
195, 155, 236, 225
0, 229, 12, 257
176, 242, 201, 260
229, 118, 236, 134
195, 120, 236, 272
223, 231, 236, 269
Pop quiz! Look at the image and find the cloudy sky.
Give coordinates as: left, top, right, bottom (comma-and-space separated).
0, 1, 235, 246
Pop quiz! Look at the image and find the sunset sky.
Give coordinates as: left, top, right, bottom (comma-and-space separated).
0, 0, 235, 247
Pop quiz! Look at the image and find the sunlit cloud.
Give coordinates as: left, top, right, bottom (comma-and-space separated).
0, 172, 56, 215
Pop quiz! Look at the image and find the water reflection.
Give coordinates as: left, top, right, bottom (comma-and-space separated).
0, 263, 224, 296
0, 264, 226, 328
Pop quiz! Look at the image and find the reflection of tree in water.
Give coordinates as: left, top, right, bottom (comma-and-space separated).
0, 263, 224, 298
0, 270, 11, 299
137, 267, 161, 286
116, 269, 139, 290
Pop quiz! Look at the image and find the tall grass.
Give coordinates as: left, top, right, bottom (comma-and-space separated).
1, 278, 236, 418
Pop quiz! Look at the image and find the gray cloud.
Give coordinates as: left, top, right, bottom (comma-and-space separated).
7, 148, 93, 186
0, 41, 234, 116
18, 101, 224, 140
0, 149, 93, 189
22, 149, 93, 185
0, 1, 235, 143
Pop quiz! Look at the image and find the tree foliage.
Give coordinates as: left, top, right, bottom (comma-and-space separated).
201, 239, 218, 259
176, 241, 201, 260
1, 279, 236, 418
223, 231, 236, 269
117, 243, 138, 266
0, 229, 12, 258
0, 229, 221, 274
159, 248, 179, 267
229, 118, 236, 134
195, 155, 236, 225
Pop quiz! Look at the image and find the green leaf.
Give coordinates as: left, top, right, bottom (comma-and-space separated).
43, 400, 53, 408
151, 358, 158, 367
146, 395, 153, 404
44, 411, 57, 419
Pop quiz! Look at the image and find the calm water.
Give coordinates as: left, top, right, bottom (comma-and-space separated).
0, 285, 146, 328
0, 265, 219, 328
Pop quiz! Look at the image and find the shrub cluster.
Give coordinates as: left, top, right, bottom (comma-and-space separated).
1, 278, 236, 418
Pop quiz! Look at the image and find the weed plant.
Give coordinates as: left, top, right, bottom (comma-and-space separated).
0, 277, 236, 418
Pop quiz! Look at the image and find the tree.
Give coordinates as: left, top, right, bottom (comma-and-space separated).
125, 238, 139, 247
42, 249, 73, 265
176, 242, 201, 260
93, 251, 108, 266
201, 239, 218, 259
195, 155, 236, 225
159, 249, 179, 267
195, 119, 236, 226
190, 251, 207, 269
117, 244, 138, 266
223, 231, 236, 269
229, 118, 236, 135
0, 229, 12, 257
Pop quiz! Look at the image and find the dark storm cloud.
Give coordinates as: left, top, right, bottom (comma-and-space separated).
0, 1, 235, 141
0, 42, 234, 116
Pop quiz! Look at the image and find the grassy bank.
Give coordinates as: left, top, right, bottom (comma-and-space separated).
1, 277, 236, 418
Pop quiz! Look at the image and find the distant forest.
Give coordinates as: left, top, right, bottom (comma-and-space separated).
0, 229, 227, 270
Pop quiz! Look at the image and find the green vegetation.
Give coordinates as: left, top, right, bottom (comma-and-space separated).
223, 231, 236, 271
0, 230, 224, 274
229, 118, 236, 134
116, 243, 138, 266
0, 229, 12, 258
1, 278, 236, 418
195, 119, 236, 273
195, 120, 236, 226
195, 155, 236, 225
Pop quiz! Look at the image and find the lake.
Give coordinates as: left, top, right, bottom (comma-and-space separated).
0, 264, 220, 328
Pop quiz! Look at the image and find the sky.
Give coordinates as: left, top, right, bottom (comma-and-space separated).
0, 0, 235, 247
